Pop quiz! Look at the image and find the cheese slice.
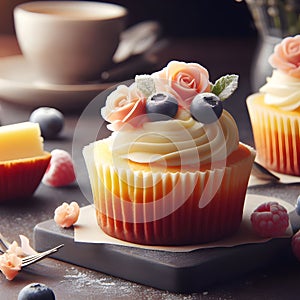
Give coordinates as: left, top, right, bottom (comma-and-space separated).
0, 122, 45, 162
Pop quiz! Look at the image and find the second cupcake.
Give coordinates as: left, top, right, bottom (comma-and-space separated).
247, 35, 300, 176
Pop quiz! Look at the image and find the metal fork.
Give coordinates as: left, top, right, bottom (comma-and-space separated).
20, 244, 64, 267
0, 232, 10, 252
252, 161, 280, 181
0, 232, 64, 267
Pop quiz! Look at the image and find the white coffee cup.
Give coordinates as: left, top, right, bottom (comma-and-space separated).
14, 1, 127, 84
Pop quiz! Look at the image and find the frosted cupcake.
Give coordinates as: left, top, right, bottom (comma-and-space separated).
247, 35, 300, 176
84, 61, 255, 245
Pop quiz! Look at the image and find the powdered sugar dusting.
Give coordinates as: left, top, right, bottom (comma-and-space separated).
60, 267, 201, 299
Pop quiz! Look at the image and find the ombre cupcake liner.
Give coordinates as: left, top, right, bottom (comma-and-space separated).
0, 153, 51, 202
84, 142, 255, 245
247, 94, 300, 176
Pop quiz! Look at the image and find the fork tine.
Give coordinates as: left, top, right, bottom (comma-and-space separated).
0, 243, 6, 253
0, 232, 11, 250
22, 244, 63, 264
21, 244, 64, 267
22, 245, 63, 262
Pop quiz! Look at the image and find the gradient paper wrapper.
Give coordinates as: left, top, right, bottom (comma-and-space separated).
0, 154, 51, 202
84, 142, 255, 246
247, 93, 300, 176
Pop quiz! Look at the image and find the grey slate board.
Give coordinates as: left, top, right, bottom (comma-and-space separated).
33, 212, 297, 293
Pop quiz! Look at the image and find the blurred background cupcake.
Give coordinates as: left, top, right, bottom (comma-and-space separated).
245, 0, 300, 90
247, 35, 300, 176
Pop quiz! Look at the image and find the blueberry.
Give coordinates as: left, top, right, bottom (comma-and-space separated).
146, 92, 178, 122
29, 107, 64, 139
190, 93, 223, 124
295, 195, 300, 215
18, 283, 55, 300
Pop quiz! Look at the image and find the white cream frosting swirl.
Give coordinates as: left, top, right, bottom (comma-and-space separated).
109, 109, 239, 168
260, 70, 300, 111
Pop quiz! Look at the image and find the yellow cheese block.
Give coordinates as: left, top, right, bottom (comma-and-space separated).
0, 122, 45, 162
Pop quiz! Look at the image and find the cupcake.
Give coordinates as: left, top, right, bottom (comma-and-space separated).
83, 61, 255, 245
247, 35, 300, 176
0, 122, 51, 202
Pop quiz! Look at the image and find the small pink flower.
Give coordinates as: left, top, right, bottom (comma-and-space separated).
54, 201, 80, 228
101, 83, 147, 131
269, 35, 300, 78
152, 61, 211, 108
6, 241, 23, 257
6, 235, 37, 257
0, 252, 22, 280
0, 235, 38, 281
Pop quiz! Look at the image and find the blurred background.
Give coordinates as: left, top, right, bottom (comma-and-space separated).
0, 0, 256, 37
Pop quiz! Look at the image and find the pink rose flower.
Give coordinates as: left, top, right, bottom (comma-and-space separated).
0, 252, 22, 280
269, 35, 300, 78
152, 61, 211, 108
54, 201, 80, 228
101, 83, 147, 131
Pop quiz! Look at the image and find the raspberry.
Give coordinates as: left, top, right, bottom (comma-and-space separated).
292, 230, 300, 261
250, 201, 289, 238
42, 149, 76, 187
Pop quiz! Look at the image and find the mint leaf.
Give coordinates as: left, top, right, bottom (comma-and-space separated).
211, 74, 239, 101
135, 75, 156, 98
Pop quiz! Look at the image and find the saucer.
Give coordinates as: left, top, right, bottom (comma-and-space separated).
0, 55, 115, 112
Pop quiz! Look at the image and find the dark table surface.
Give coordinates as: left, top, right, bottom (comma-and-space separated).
1, 35, 300, 300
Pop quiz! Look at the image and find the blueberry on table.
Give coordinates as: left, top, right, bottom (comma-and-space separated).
29, 107, 64, 139
190, 93, 223, 124
17, 283, 55, 300
146, 92, 178, 122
